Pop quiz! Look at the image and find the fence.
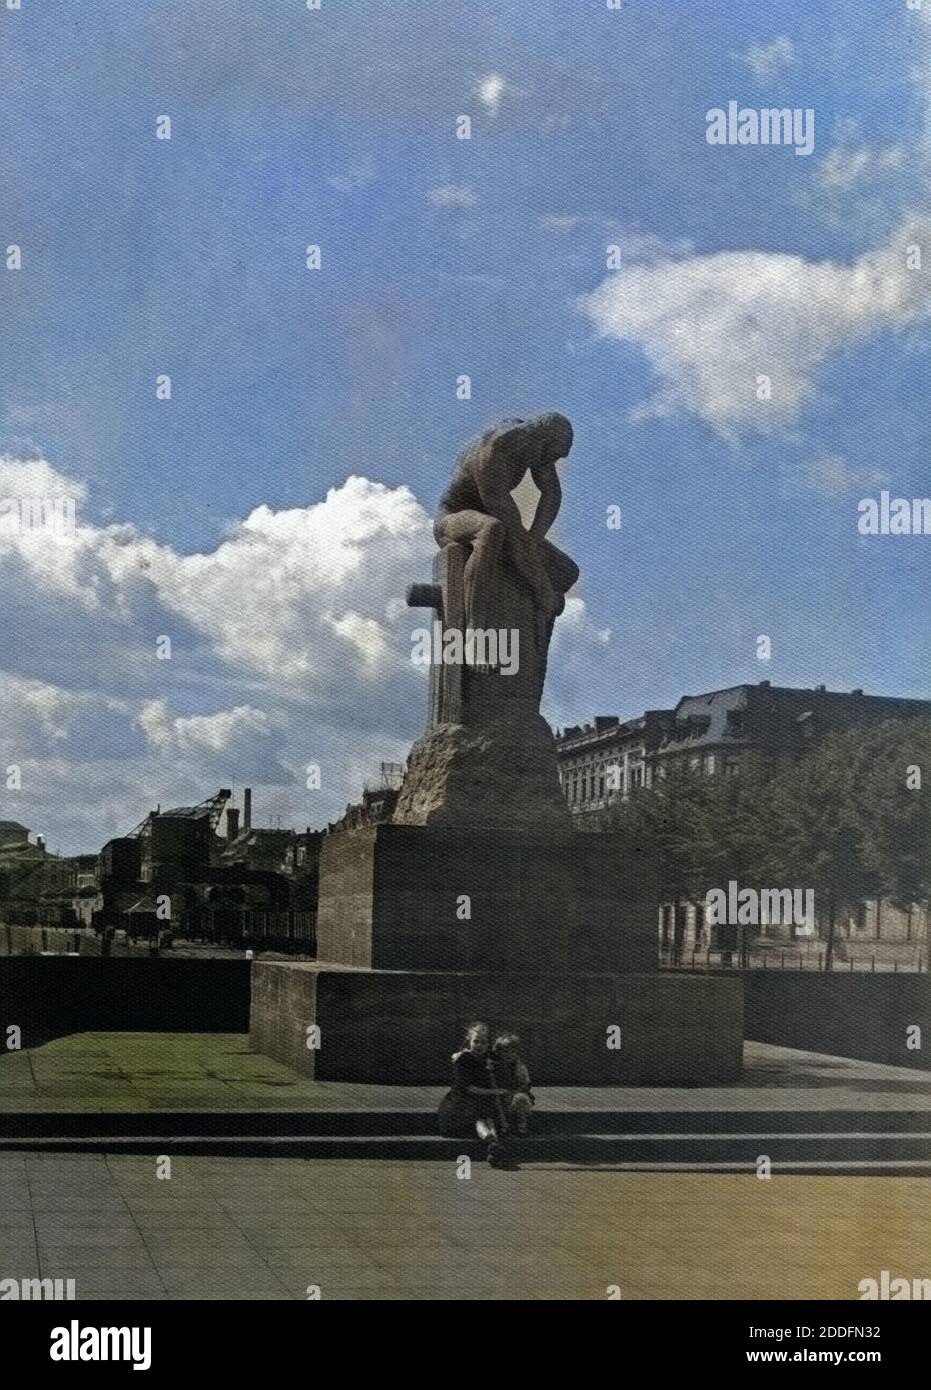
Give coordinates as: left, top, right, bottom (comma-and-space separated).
194, 908, 316, 956
661, 944, 927, 973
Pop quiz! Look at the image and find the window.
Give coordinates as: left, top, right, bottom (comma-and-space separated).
725, 757, 740, 776
598, 772, 605, 800
704, 753, 716, 776
630, 765, 644, 791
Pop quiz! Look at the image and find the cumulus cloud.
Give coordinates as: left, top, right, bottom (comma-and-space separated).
0, 469, 433, 686
0, 674, 104, 746
579, 219, 931, 438
0, 466, 433, 845
736, 36, 795, 82
0, 454, 87, 502
0, 459, 603, 850
136, 700, 272, 754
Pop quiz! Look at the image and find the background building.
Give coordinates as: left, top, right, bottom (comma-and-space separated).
557, 682, 931, 815
557, 681, 931, 964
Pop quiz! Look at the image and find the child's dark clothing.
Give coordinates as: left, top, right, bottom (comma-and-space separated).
437, 1048, 498, 1137
489, 1052, 534, 1102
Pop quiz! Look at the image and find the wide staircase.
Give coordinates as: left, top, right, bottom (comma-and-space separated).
2, 1106, 928, 1174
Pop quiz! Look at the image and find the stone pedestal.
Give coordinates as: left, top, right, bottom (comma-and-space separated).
249, 820, 745, 1085
247, 416, 744, 1087
315, 823, 658, 973
249, 960, 744, 1085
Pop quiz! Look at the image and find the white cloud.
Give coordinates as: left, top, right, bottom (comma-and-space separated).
0, 458, 606, 850
579, 219, 931, 438
0, 454, 87, 502
0, 471, 433, 686
136, 699, 274, 754
736, 36, 795, 82
0, 673, 89, 744
816, 121, 906, 194
427, 184, 478, 210
793, 454, 889, 497
475, 73, 507, 116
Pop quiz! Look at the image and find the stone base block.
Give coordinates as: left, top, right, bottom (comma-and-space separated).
249, 960, 743, 1085
315, 823, 658, 973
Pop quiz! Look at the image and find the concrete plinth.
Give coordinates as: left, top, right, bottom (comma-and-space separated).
249, 960, 744, 1085
315, 823, 658, 973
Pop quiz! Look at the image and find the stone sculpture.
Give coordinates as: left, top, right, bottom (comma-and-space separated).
394, 413, 578, 828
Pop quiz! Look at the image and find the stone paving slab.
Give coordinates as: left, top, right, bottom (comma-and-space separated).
0, 1151, 928, 1300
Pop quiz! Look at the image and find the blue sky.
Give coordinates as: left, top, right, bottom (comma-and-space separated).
1, 0, 930, 851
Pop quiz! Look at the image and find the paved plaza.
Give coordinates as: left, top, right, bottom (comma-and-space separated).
2, 1034, 929, 1300
1, 1152, 930, 1301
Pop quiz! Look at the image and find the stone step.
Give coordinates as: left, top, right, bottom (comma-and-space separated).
2, 1108, 929, 1137
3, 1129, 931, 1170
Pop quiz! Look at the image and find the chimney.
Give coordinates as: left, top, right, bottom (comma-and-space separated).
814, 684, 826, 692
243, 788, 252, 833
226, 807, 240, 841
36, 835, 46, 852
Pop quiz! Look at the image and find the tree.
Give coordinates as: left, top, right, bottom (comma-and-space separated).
600, 761, 716, 962
847, 717, 931, 913
761, 735, 873, 969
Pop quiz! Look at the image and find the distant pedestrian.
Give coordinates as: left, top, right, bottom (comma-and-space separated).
489, 1032, 534, 1137
437, 1022, 518, 1169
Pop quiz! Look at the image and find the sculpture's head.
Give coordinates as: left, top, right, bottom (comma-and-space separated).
532, 412, 574, 464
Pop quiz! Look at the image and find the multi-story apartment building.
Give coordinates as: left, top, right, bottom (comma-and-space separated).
654, 681, 931, 778
555, 711, 672, 815
556, 681, 931, 814
556, 681, 931, 958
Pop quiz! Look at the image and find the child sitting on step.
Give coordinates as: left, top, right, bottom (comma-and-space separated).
489, 1032, 534, 1137
437, 1022, 518, 1169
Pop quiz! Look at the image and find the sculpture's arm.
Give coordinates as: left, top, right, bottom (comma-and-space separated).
528, 461, 561, 540
475, 453, 556, 607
